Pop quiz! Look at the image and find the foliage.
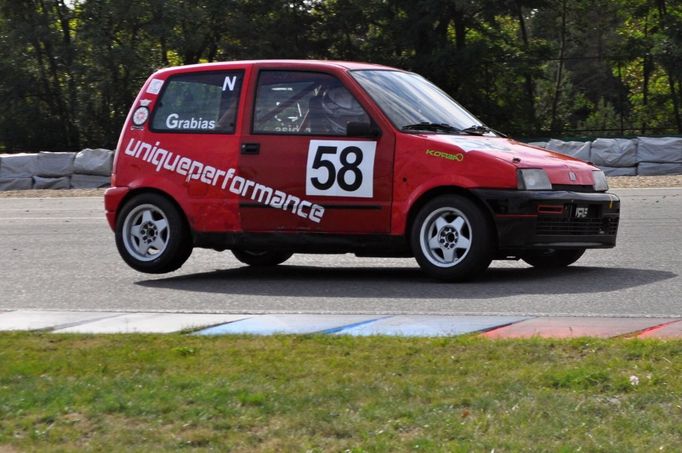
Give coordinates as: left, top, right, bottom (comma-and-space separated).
578, 98, 622, 136
0, 0, 681, 151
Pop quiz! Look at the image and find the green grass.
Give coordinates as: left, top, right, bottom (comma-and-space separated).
0, 333, 681, 452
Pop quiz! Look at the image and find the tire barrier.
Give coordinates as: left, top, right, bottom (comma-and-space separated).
33, 175, 71, 190
0, 148, 113, 190
539, 137, 682, 176
73, 148, 114, 176
545, 139, 592, 162
71, 174, 112, 189
36, 151, 75, 177
0, 153, 36, 178
0, 177, 33, 191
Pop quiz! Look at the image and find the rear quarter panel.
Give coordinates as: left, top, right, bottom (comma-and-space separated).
112, 64, 253, 233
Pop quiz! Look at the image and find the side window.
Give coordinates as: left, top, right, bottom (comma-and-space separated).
253, 70, 370, 136
151, 71, 243, 133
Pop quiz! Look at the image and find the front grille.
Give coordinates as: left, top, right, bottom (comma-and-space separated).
551, 184, 597, 193
537, 216, 618, 236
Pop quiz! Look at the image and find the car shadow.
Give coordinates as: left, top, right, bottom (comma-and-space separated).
135, 264, 677, 300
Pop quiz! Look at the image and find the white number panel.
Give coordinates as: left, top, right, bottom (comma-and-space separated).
305, 140, 377, 198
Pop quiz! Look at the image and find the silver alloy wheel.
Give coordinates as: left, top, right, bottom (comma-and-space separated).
121, 203, 171, 262
419, 206, 473, 268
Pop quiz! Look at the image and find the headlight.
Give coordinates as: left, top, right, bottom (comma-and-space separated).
517, 169, 552, 190
592, 170, 609, 192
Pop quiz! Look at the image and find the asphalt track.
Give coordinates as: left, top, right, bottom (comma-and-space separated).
0, 188, 680, 318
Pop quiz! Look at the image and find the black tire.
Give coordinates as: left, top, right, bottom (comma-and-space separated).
521, 248, 586, 268
410, 194, 494, 282
232, 249, 293, 267
115, 193, 192, 274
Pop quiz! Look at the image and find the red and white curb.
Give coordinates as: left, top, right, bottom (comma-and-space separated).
1, 310, 681, 338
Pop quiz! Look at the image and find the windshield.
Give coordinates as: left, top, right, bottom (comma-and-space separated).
351, 70, 486, 133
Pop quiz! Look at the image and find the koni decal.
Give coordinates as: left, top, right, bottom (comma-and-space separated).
124, 138, 325, 223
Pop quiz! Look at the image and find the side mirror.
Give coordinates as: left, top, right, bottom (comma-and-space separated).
346, 122, 381, 138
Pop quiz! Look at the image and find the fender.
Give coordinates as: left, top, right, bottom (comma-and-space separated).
391, 173, 480, 235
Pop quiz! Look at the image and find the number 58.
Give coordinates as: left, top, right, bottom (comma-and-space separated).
305, 140, 376, 198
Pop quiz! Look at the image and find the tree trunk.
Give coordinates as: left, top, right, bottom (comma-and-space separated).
516, 1, 536, 131
668, 75, 682, 133
655, 0, 681, 132
453, 8, 466, 51
35, 0, 77, 148
550, 0, 567, 133
617, 61, 625, 135
54, 0, 79, 148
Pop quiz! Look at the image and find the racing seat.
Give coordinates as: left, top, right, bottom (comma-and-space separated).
305, 94, 328, 134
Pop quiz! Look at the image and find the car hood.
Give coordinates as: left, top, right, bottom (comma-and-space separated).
422, 135, 598, 186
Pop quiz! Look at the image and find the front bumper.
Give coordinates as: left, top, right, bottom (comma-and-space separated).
472, 189, 620, 252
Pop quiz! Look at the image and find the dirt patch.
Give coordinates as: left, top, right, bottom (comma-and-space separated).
0, 445, 20, 453
0, 188, 106, 198
606, 175, 682, 188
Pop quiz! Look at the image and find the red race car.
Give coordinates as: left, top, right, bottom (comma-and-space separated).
105, 60, 619, 281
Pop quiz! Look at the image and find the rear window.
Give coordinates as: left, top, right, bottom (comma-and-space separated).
151, 71, 243, 133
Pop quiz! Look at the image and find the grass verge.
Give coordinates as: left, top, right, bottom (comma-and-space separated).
0, 333, 680, 451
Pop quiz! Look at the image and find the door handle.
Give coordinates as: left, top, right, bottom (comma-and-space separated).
241, 143, 260, 155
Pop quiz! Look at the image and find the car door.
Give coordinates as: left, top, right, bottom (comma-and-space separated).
237, 67, 394, 234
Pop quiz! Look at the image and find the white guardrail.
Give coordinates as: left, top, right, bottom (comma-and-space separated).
0, 137, 681, 191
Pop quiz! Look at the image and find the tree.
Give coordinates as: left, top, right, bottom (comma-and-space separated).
0, 0, 680, 152
0, 0, 80, 150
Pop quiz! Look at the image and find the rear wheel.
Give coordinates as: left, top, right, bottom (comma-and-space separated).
115, 193, 192, 274
521, 249, 585, 268
411, 194, 494, 282
232, 249, 293, 267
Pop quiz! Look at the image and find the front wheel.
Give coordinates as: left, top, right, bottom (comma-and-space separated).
411, 194, 494, 282
232, 249, 293, 267
521, 249, 586, 268
115, 193, 192, 274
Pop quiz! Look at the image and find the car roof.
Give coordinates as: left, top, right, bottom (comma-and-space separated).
153, 59, 400, 77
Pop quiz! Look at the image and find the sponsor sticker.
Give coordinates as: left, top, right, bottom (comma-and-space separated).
123, 138, 325, 223
574, 206, 589, 219
164, 113, 216, 130
425, 149, 464, 162
132, 107, 149, 126
222, 75, 238, 92
146, 79, 164, 95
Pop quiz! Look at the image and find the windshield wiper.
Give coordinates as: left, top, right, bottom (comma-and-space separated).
402, 122, 460, 133
460, 125, 507, 137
